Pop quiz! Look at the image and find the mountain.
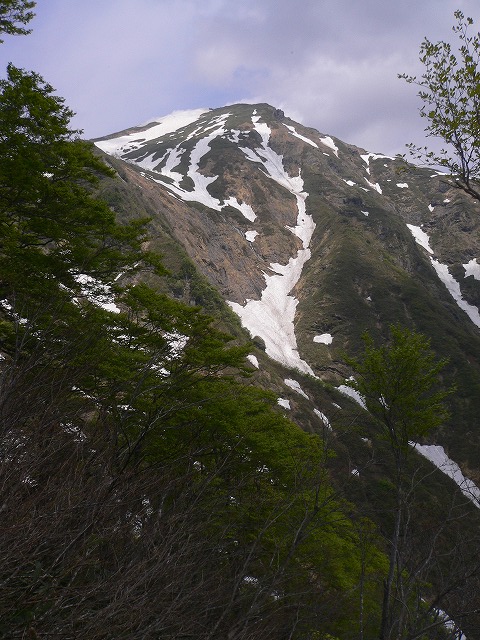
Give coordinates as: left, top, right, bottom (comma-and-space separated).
95, 103, 480, 473
93, 103, 480, 636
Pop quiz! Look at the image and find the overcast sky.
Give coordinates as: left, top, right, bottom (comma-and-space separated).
2, 0, 480, 156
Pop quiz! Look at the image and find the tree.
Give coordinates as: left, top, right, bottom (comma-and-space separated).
0, 63, 159, 314
400, 11, 480, 201
348, 326, 453, 640
0, 0, 34, 41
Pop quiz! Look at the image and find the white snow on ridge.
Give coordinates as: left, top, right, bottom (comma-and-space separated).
360, 152, 394, 165
95, 108, 208, 156
463, 258, 480, 280
245, 230, 258, 242
147, 113, 259, 219
283, 124, 318, 148
228, 115, 316, 375
98, 111, 259, 224
156, 147, 184, 180
412, 443, 480, 508
319, 136, 339, 156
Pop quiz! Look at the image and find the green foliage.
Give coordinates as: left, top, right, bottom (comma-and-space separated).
400, 11, 480, 200
347, 325, 451, 450
347, 326, 456, 640
0, 0, 34, 41
0, 64, 156, 303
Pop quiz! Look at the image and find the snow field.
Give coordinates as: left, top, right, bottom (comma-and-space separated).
337, 383, 367, 409
97, 111, 259, 223
228, 113, 316, 375
95, 108, 208, 156
245, 230, 258, 242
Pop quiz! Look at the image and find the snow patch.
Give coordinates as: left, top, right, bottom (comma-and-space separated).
247, 354, 259, 368
277, 398, 291, 409
224, 196, 256, 221
313, 408, 331, 430
337, 381, 367, 409
396, 183, 408, 188
412, 444, 480, 508
313, 333, 333, 345
407, 226, 480, 328
362, 210, 369, 217
74, 274, 120, 314
407, 224, 434, 254
364, 178, 382, 194
431, 259, 480, 328
284, 378, 309, 399
343, 179, 356, 187
283, 124, 318, 148
319, 136, 339, 156
360, 152, 394, 165
245, 230, 258, 242
463, 258, 480, 280
95, 108, 207, 156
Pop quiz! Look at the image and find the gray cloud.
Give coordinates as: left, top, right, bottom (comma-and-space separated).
3, 0, 480, 155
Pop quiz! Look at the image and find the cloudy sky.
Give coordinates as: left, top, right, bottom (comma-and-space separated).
2, 0, 480, 156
